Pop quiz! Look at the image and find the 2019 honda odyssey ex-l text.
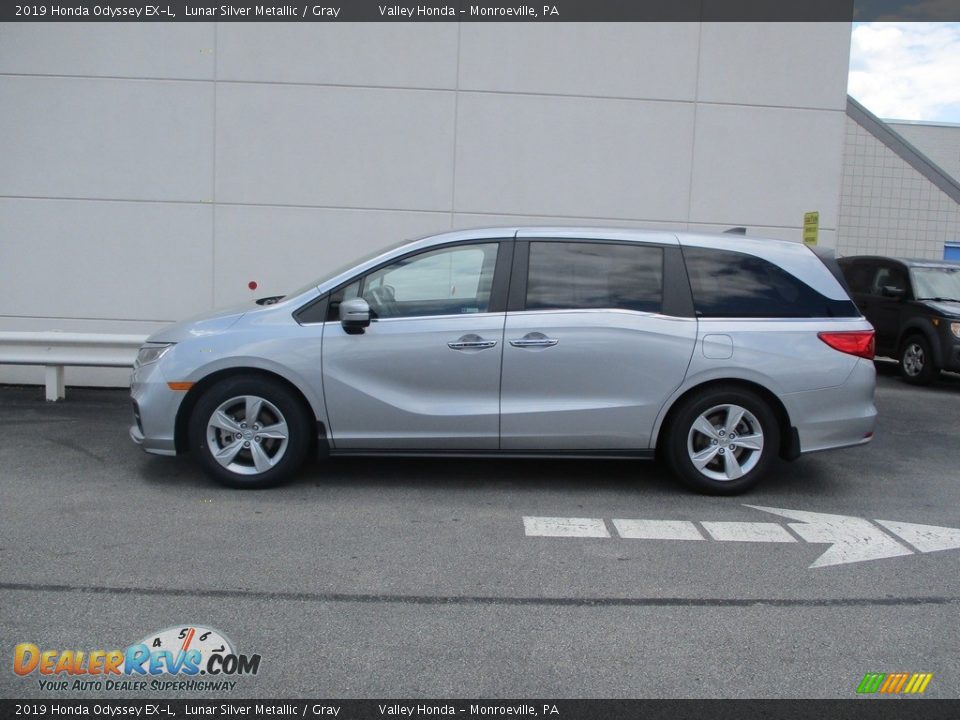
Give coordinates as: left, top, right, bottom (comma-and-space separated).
130, 228, 877, 494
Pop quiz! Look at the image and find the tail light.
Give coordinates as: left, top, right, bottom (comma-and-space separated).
818, 330, 875, 359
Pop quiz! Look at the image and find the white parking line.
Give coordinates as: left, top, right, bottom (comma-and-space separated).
522, 516, 610, 538
612, 519, 703, 540
700, 521, 797, 543
874, 519, 960, 553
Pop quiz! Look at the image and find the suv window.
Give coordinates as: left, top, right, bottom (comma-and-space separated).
525, 241, 663, 313
842, 262, 875, 294
871, 265, 908, 296
328, 243, 499, 320
684, 247, 858, 318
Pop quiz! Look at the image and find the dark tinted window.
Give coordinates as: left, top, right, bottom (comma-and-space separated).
871, 264, 908, 296
526, 242, 663, 313
841, 261, 875, 294
684, 247, 858, 318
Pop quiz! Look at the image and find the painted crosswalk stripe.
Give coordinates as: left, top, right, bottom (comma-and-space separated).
523, 516, 609, 538
612, 519, 703, 541
700, 521, 797, 543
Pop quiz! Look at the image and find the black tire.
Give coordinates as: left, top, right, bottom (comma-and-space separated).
898, 334, 936, 385
188, 375, 312, 489
664, 386, 780, 496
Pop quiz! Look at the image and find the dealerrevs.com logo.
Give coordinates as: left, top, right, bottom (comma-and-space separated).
14, 625, 261, 693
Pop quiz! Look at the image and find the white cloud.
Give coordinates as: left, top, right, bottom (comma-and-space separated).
849, 22, 960, 122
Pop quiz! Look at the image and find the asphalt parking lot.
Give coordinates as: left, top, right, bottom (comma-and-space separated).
2, 362, 959, 699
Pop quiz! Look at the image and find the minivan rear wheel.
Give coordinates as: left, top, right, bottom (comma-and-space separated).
899, 335, 936, 385
189, 376, 312, 489
664, 387, 779, 495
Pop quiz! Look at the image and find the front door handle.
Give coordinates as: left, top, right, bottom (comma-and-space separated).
509, 332, 559, 349
448, 333, 498, 351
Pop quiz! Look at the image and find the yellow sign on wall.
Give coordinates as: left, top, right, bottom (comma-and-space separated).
803, 211, 819, 247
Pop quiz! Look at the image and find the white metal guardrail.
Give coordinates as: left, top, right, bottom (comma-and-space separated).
0, 331, 147, 401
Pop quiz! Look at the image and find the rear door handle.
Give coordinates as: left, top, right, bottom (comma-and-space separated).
448, 333, 498, 351
509, 332, 559, 349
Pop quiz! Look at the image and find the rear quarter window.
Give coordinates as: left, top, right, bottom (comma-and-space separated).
684, 247, 858, 318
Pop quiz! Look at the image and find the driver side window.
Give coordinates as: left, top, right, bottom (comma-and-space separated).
328, 243, 499, 320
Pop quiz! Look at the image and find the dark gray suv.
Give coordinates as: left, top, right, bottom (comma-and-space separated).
839, 256, 960, 384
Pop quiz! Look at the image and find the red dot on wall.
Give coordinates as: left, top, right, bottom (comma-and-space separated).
248, 281, 258, 290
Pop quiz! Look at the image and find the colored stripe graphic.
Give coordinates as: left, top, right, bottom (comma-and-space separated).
857, 672, 933, 694
857, 673, 885, 693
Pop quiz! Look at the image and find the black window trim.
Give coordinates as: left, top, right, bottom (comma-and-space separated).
293, 238, 515, 325
507, 238, 694, 318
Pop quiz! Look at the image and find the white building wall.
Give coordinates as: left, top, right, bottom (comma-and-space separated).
888, 121, 960, 183
838, 117, 960, 259
0, 21, 852, 387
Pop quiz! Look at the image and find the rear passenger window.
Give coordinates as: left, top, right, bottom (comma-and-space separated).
684, 247, 858, 318
842, 263, 874, 294
526, 242, 663, 313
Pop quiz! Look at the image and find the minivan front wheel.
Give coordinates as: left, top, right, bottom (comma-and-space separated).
189, 376, 312, 489
899, 335, 935, 385
665, 387, 779, 495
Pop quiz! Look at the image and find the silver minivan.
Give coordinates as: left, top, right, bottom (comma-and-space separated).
130, 227, 877, 494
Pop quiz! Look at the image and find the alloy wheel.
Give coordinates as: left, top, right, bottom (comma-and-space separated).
205, 395, 289, 475
686, 403, 764, 482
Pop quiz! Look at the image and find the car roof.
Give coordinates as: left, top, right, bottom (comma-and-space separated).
422, 225, 806, 253
839, 255, 960, 268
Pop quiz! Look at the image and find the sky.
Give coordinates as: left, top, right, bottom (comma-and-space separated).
848, 22, 960, 123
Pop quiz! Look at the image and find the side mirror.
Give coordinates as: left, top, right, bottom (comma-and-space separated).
881, 285, 906, 300
339, 297, 371, 332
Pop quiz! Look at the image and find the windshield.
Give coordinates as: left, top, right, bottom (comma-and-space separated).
911, 266, 960, 301
284, 237, 418, 299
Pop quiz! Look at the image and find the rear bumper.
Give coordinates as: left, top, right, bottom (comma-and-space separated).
783, 358, 877, 454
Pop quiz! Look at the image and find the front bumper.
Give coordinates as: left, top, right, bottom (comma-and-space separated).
940, 335, 960, 372
129, 360, 183, 456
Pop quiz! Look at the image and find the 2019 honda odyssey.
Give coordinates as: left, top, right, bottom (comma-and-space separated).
130, 228, 876, 494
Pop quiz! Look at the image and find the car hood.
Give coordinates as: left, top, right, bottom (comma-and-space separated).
921, 300, 960, 318
147, 302, 253, 343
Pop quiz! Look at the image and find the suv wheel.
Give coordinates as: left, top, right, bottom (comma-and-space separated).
899, 335, 936, 385
189, 376, 312, 489
665, 386, 779, 495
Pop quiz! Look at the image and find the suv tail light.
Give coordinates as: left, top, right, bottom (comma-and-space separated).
817, 330, 875, 359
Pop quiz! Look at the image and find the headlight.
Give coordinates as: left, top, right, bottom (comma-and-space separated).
134, 343, 173, 369
951, 322, 960, 339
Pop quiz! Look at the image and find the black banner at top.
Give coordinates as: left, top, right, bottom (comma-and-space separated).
4, 0, 960, 23
9, 0, 956, 23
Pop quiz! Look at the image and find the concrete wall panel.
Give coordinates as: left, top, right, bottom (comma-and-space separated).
0, 22, 215, 79
215, 84, 455, 210
689, 104, 845, 230
454, 92, 695, 221
459, 22, 699, 100
0, 198, 213, 321
697, 22, 851, 111
0, 76, 213, 202
217, 23, 458, 88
